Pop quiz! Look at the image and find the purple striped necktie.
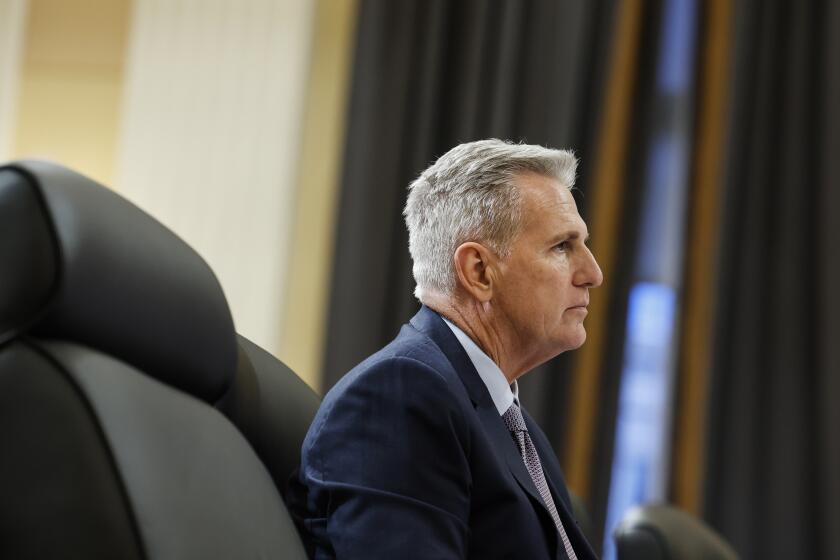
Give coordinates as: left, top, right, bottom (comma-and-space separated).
503, 403, 578, 560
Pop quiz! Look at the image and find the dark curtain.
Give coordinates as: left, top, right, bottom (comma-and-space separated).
703, 1, 840, 558
324, 0, 617, 420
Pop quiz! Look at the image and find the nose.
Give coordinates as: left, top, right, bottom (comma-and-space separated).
574, 247, 603, 288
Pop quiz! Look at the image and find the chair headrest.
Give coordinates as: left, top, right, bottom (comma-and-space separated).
0, 160, 236, 402
613, 504, 739, 560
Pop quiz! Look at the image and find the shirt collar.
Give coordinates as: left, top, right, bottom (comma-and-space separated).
442, 317, 518, 415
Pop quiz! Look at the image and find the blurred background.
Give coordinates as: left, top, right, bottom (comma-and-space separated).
1, 0, 839, 558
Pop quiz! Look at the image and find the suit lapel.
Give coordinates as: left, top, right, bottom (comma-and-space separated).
408, 306, 560, 525
474, 400, 552, 510
525, 412, 599, 560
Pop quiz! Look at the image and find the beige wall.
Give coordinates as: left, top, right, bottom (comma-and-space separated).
0, 0, 28, 161
11, 0, 130, 186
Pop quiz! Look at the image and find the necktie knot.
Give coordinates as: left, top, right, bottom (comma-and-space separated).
503, 403, 528, 433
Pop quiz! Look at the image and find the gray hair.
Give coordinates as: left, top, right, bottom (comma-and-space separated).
404, 139, 578, 301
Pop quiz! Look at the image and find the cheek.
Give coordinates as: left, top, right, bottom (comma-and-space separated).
544, 265, 573, 298
506, 256, 569, 316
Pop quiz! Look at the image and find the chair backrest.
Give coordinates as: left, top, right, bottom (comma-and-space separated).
0, 161, 309, 559
219, 334, 321, 494
613, 504, 739, 560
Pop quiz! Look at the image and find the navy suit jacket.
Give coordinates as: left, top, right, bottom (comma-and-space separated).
287, 305, 598, 559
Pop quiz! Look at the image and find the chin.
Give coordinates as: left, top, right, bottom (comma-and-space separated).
565, 327, 587, 350
546, 324, 587, 355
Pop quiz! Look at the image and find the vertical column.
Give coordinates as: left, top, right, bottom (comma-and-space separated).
672, 0, 731, 516
279, 0, 359, 391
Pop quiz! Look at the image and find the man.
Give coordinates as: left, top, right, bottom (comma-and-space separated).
287, 139, 603, 559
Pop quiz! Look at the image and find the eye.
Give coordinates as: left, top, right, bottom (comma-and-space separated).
554, 241, 570, 252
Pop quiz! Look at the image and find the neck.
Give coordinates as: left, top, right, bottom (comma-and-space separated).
424, 293, 542, 383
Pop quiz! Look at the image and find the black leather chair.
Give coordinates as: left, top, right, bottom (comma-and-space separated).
0, 160, 315, 559
219, 334, 321, 497
614, 504, 739, 560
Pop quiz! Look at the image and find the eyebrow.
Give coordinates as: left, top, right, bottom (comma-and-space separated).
549, 230, 590, 244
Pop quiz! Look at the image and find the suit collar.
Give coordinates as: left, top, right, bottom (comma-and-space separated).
440, 316, 517, 415
409, 305, 493, 409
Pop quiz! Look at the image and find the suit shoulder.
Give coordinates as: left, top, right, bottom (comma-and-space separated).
307, 334, 470, 458
328, 325, 459, 399
304, 360, 470, 489
322, 348, 458, 416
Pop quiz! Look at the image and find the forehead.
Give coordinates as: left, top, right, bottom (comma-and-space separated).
515, 172, 586, 235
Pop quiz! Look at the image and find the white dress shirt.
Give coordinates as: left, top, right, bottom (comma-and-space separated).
442, 317, 519, 415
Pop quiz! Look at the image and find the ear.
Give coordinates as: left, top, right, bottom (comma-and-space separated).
453, 242, 497, 303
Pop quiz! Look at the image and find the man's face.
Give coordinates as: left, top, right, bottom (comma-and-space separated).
493, 172, 603, 358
